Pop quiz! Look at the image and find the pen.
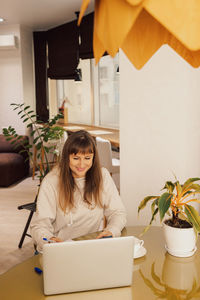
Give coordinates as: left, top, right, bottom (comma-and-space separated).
34, 267, 43, 274
43, 237, 56, 243
101, 235, 113, 239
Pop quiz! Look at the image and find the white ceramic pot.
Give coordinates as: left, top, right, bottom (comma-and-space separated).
163, 221, 197, 257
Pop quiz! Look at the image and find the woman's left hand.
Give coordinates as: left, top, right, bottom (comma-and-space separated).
96, 230, 113, 239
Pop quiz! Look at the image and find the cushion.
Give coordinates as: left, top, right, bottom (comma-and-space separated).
0, 153, 29, 187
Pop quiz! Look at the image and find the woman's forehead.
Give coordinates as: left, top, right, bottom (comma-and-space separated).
70, 152, 94, 156
69, 144, 94, 154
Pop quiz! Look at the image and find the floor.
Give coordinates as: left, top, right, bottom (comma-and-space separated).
0, 175, 39, 274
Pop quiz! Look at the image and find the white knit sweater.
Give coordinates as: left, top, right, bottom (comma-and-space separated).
30, 167, 126, 252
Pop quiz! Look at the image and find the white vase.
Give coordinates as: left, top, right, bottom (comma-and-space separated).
163, 221, 197, 257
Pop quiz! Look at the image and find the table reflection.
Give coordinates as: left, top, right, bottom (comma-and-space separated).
139, 253, 200, 299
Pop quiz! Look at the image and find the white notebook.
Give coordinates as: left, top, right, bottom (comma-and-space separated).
43, 236, 134, 295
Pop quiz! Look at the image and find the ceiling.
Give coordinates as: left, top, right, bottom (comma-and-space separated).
0, 0, 94, 31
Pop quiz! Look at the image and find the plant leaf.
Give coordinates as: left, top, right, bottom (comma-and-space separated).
31, 130, 36, 136
182, 178, 200, 194
162, 181, 175, 193
140, 208, 159, 236
36, 142, 42, 150
33, 136, 40, 144
175, 181, 182, 198
23, 118, 29, 123
158, 193, 173, 221
184, 204, 200, 232
138, 196, 159, 214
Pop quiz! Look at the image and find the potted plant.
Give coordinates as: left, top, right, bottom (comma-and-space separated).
2, 103, 65, 180
138, 177, 200, 257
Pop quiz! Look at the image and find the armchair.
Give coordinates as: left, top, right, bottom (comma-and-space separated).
0, 134, 29, 187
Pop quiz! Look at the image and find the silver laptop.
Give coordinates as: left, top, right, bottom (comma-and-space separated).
43, 236, 134, 295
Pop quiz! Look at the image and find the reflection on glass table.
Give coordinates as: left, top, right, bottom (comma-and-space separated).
140, 252, 200, 299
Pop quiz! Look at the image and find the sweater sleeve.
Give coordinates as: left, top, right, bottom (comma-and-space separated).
102, 168, 127, 237
30, 174, 57, 252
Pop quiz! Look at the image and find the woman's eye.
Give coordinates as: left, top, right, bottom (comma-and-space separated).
73, 157, 79, 160
85, 157, 92, 160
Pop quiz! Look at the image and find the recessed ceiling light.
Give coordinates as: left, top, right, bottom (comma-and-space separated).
0, 18, 5, 22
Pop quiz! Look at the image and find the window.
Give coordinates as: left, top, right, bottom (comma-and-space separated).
51, 53, 119, 129
94, 54, 119, 128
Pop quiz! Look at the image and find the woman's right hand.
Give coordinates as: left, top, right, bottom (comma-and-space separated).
50, 236, 63, 243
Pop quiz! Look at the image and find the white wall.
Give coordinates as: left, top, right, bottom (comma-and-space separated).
0, 24, 24, 134
120, 46, 200, 226
20, 25, 35, 112
0, 24, 34, 135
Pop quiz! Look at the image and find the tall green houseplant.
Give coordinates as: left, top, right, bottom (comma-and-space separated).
3, 103, 65, 180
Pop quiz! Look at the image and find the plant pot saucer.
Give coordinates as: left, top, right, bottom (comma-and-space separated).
165, 245, 197, 257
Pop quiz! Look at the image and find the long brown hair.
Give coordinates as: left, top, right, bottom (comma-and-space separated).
58, 130, 102, 212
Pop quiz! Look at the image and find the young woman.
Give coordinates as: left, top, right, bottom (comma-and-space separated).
30, 130, 126, 252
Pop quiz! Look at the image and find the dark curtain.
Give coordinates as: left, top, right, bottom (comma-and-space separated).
47, 20, 79, 79
47, 13, 95, 79
33, 31, 49, 122
33, 13, 95, 119
79, 13, 94, 59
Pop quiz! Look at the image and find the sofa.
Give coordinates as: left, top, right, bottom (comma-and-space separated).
0, 134, 30, 187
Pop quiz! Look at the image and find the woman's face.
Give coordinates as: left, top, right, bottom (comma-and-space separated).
69, 152, 94, 178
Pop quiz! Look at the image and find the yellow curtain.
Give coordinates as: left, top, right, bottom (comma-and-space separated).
78, 0, 200, 69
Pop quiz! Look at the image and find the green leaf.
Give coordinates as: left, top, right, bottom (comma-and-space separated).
33, 136, 40, 144
140, 208, 159, 236
24, 105, 30, 110
16, 135, 23, 140
31, 130, 36, 136
158, 193, 173, 221
151, 200, 156, 215
174, 181, 182, 196
185, 204, 200, 232
36, 142, 42, 150
149, 207, 159, 227
138, 196, 159, 214
19, 149, 27, 154
182, 178, 200, 193
44, 146, 49, 153
23, 118, 29, 123
162, 181, 175, 193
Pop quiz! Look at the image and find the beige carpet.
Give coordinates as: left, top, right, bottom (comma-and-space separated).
0, 175, 39, 274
